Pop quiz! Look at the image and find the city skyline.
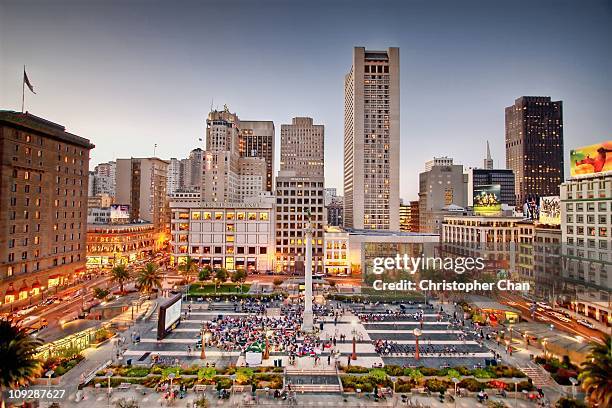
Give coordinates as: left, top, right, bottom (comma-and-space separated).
1, 0, 611, 200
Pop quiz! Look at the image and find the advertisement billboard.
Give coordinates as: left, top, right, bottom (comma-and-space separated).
110, 204, 130, 222
570, 141, 612, 177
473, 184, 501, 215
539, 196, 561, 225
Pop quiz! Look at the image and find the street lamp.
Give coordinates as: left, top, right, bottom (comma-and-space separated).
511, 377, 519, 408
351, 320, 358, 361
46, 370, 54, 386
168, 372, 176, 400
451, 377, 459, 408
569, 377, 578, 399
542, 339, 547, 359
105, 370, 113, 404
413, 328, 422, 361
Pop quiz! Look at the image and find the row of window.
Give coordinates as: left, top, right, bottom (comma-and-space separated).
176, 211, 269, 221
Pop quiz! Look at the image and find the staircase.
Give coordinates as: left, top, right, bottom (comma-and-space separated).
519, 365, 554, 387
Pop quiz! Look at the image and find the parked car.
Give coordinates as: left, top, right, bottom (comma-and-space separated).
577, 319, 595, 329
536, 302, 552, 310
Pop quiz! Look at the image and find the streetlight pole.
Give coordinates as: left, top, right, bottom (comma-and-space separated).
413, 328, 422, 361
452, 377, 459, 408
513, 378, 518, 408
351, 321, 357, 361
46, 370, 54, 386
106, 370, 113, 407
168, 372, 175, 400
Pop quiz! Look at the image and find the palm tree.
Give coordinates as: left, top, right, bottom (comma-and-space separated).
137, 262, 163, 294
179, 256, 199, 282
110, 264, 131, 294
0, 318, 43, 399
579, 334, 612, 407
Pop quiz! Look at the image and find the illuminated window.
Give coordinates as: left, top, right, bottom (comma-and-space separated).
215, 212, 223, 220
179, 212, 189, 220
203, 212, 212, 220
237, 212, 245, 220
248, 212, 257, 220
226, 212, 235, 220
259, 212, 269, 221
192, 212, 201, 220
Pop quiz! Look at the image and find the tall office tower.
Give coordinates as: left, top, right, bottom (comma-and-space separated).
418, 157, 467, 234
188, 148, 203, 188
344, 47, 400, 230
275, 117, 325, 274
93, 161, 116, 197
505, 96, 564, 206
240, 121, 275, 192
484, 141, 493, 170
202, 108, 241, 203
280, 117, 324, 177
167, 158, 182, 195
0, 111, 94, 306
115, 158, 168, 229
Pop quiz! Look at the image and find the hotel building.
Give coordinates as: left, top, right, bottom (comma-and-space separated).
344, 47, 400, 230
0, 111, 94, 307
560, 167, 611, 327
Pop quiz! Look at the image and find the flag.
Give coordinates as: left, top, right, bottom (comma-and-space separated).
24, 68, 36, 94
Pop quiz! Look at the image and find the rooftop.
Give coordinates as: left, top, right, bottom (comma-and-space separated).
0, 110, 95, 149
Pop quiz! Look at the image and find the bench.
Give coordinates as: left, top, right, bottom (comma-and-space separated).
117, 383, 131, 391
193, 384, 207, 393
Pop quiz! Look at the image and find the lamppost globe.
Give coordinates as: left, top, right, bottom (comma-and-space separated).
413, 328, 422, 337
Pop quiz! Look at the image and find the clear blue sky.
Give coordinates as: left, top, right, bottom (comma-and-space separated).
1, 0, 610, 199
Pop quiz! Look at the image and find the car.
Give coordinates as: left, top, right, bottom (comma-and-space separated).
16, 306, 38, 316
537, 302, 552, 310
577, 319, 595, 329
19, 315, 41, 326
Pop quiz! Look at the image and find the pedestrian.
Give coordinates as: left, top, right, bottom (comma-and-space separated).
347, 355, 351, 366
327, 355, 331, 365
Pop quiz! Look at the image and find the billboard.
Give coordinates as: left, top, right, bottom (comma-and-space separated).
110, 204, 130, 221
539, 196, 561, 225
570, 141, 612, 177
473, 184, 501, 215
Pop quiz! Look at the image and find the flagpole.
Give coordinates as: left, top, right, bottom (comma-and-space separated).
21, 65, 25, 113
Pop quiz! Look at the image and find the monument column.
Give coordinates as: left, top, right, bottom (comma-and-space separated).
302, 220, 314, 332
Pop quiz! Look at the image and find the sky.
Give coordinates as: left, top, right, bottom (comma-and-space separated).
1, 0, 611, 200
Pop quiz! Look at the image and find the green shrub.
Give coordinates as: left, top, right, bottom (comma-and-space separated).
198, 367, 216, 382
125, 367, 149, 377
458, 378, 485, 392
473, 368, 493, 379
419, 367, 438, 376
236, 368, 254, 385
343, 365, 369, 374
425, 379, 451, 393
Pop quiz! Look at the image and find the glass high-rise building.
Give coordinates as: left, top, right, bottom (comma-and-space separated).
505, 96, 564, 205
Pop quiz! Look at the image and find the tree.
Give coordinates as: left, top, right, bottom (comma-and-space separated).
555, 397, 587, 408
198, 267, 212, 282
93, 287, 109, 300
231, 269, 247, 284
179, 256, 199, 281
579, 334, 612, 407
137, 262, 163, 294
215, 268, 228, 283
0, 318, 43, 395
110, 264, 130, 294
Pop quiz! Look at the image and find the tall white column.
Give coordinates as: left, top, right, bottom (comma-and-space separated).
302, 221, 314, 332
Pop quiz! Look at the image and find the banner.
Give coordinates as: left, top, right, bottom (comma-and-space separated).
473, 184, 501, 215
570, 141, 612, 177
539, 196, 561, 225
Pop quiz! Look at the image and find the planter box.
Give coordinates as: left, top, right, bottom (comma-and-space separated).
91, 333, 118, 349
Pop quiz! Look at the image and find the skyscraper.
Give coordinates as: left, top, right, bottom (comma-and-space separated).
505, 96, 564, 205
344, 46, 400, 230
240, 121, 275, 192
280, 117, 324, 177
275, 117, 325, 274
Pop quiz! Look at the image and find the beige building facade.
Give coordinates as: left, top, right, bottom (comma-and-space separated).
344, 47, 400, 231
